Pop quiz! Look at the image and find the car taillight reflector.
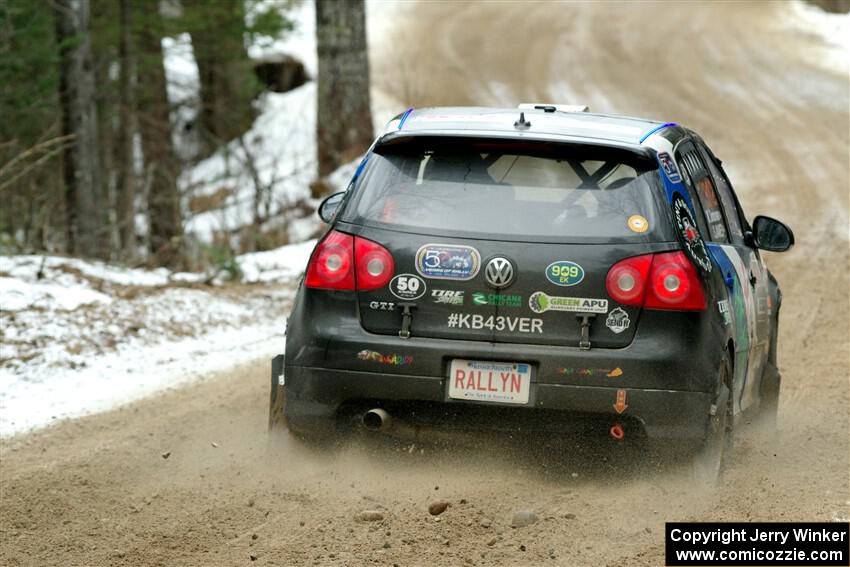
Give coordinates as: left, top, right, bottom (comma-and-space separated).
644, 251, 706, 310
606, 251, 706, 311
305, 230, 355, 290
305, 230, 395, 291
354, 236, 395, 290
606, 254, 652, 305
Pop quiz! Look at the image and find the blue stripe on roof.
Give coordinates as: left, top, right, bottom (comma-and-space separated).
639, 122, 678, 144
398, 108, 414, 130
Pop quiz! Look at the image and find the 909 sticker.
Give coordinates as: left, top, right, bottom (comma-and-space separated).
415, 244, 480, 281
545, 261, 585, 286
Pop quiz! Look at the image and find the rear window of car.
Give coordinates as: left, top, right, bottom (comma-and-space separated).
343, 137, 672, 242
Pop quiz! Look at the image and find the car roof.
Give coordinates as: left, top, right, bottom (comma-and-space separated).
379, 106, 685, 151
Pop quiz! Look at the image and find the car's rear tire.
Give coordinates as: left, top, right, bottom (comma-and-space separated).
268, 386, 338, 449
691, 358, 732, 487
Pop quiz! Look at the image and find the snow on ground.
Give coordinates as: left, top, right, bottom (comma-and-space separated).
248, 0, 318, 77
181, 82, 318, 243
179, 78, 400, 246
169, 0, 403, 247
238, 239, 317, 283
0, 1, 409, 438
0, 240, 317, 437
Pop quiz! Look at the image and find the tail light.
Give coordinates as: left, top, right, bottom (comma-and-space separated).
606, 254, 652, 305
354, 236, 395, 290
644, 251, 706, 310
305, 230, 355, 289
606, 251, 706, 311
305, 230, 394, 291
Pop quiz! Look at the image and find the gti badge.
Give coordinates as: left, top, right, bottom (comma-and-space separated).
484, 257, 515, 289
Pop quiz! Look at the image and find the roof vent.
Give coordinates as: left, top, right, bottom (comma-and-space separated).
518, 103, 589, 113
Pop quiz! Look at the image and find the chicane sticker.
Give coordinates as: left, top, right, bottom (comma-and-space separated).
358, 350, 413, 366
529, 292, 607, 314
605, 307, 630, 334
390, 273, 426, 300
432, 289, 464, 305
471, 292, 522, 307
557, 367, 623, 377
545, 260, 585, 286
658, 152, 682, 183
446, 313, 543, 334
627, 214, 649, 233
368, 301, 396, 311
672, 194, 713, 272
415, 244, 481, 281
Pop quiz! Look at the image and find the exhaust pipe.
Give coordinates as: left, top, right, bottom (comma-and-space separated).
361, 408, 488, 446
609, 422, 625, 440
363, 408, 392, 432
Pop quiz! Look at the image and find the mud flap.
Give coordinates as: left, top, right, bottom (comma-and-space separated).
268, 354, 286, 431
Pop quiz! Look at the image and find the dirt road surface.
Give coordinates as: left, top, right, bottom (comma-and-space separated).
2, 2, 848, 566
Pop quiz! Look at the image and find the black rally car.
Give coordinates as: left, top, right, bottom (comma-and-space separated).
270, 105, 793, 478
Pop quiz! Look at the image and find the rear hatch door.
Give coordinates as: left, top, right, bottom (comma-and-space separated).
341, 136, 677, 349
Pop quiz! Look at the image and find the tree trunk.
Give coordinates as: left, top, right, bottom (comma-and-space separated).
137, 14, 182, 267
187, 0, 255, 156
315, 0, 373, 177
115, 0, 138, 258
54, 0, 109, 259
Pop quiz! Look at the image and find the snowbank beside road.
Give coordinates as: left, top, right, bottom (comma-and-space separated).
0, 240, 317, 438
238, 239, 317, 283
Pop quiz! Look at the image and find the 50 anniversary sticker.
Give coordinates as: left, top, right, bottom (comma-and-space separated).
415, 244, 480, 281
390, 274, 426, 300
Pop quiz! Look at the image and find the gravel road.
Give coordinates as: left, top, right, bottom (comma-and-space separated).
2, 2, 848, 566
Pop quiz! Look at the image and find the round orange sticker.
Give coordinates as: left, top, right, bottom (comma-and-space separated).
627, 215, 649, 233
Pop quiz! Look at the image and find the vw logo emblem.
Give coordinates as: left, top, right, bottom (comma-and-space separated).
484, 257, 515, 289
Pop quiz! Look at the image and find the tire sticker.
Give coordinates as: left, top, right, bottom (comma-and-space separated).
431, 289, 464, 305
672, 193, 712, 272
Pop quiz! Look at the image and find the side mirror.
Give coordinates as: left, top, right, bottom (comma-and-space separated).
318, 191, 346, 223
751, 215, 794, 252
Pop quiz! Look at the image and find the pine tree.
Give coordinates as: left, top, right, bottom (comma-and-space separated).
184, 0, 257, 156
54, 0, 109, 258
137, 7, 182, 267
315, 0, 373, 177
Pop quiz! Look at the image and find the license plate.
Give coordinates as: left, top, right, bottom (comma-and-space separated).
448, 359, 532, 405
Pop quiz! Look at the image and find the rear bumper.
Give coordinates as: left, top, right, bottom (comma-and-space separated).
282, 365, 714, 446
